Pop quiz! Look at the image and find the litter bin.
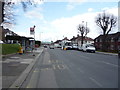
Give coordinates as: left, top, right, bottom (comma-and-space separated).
19, 46, 23, 54
64, 48, 66, 50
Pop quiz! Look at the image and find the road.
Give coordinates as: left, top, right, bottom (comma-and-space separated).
21, 48, 118, 88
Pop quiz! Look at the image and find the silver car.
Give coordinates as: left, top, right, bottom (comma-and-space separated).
49, 45, 54, 49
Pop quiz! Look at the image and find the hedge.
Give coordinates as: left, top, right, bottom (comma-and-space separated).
2, 44, 20, 55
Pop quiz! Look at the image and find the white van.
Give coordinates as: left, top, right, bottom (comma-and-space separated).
72, 44, 78, 50
0, 40, 4, 44
82, 44, 96, 53
63, 41, 72, 50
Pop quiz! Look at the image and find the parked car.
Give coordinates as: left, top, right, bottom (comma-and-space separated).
72, 44, 78, 50
44, 45, 47, 48
0, 40, 4, 44
82, 44, 96, 53
49, 45, 54, 49
63, 41, 72, 50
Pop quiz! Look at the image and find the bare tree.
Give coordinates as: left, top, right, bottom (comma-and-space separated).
0, 0, 41, 42
95, 12, 117, 51
78, 24, 89, 47
2, 2, 16, 28
1, 0, 40, 28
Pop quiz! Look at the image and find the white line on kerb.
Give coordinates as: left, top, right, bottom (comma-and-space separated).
89, 77, 103, 87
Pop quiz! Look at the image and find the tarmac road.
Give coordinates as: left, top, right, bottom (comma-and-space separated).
21, 48, 118, 88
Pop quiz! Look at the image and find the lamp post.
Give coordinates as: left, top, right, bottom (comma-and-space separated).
39, 32, 43, 42
33, 25, 36, 56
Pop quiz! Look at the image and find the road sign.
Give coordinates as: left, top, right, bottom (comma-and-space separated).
30, 27, 34, 35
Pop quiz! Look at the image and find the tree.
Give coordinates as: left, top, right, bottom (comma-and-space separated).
95, 12, 117, 51
2, 2, 15, 28
1, 0, 41, 28
78, 24, 89, 47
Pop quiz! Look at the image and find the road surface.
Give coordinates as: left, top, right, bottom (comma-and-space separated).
21, 48, 118, 88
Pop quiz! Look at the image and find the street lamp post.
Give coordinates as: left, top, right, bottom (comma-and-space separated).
33, 25, 36, 56
39, 32, 43, 42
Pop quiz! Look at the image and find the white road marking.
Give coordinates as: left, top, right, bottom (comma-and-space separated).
80, 55, 89, 59
49, 60, 51, 63
77, 68, 84, 74
61, 64, 65, 69
20, 59, 33, 64
97, 61, 118, 67
89, 77, 103, 87
57, 65, 61, 69
53, 65, 56, 70
10, 57, 20, 59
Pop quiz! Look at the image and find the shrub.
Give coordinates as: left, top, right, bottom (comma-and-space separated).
2, 44, 20, 55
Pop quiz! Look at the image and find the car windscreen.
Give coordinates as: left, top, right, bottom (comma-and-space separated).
65, 42, 72, 46
87, 44, 94, 47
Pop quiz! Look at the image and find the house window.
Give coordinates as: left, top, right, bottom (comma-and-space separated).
111, 45, 114, 50
100, 44, 102, 47
100, 39, 102, 42
111, 38, 114, 42
118, 37, 120, 42
95, 39, 97, 42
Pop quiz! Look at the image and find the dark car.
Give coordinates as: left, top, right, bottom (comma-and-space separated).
44, 45, 47, 48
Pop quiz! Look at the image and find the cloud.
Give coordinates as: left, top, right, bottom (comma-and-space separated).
66, 4, 75, 10
88, 8, 93, 12
51, 13, 97, 39
50, 7, 118, 41
24, 10, 44, 20
66, 0, 86, 11
16, 6, 118, 42
106, 7, 118, 16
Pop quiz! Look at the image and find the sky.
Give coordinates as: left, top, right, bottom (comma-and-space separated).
5, 0, 119, 42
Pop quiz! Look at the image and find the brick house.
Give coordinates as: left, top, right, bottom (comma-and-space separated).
70, 35, 94, 47
61, 37, 70, 49
94, 32, 120, 52
54, 40, 62, 48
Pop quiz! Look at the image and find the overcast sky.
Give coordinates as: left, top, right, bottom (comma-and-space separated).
8, 0, 118, 42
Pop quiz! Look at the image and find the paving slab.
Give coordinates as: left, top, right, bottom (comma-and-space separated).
2, 47, 43, 89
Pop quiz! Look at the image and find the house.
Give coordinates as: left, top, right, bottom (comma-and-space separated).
70, 35, 94, 47
61, 37, 70, 49
94, 32, 120, 52
4, 28, 19, 43
1, 28, 35, 52
54, 40, 62, 48
5, 35, 35, 52
61, 37, 70, 44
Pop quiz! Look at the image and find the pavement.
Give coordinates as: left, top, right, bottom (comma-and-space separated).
2, 47, 43, 89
